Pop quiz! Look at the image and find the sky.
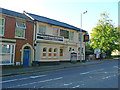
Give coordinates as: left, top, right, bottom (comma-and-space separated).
0, 0, 119, 34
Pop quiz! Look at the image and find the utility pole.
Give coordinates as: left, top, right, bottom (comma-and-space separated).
80, 10, 87, 62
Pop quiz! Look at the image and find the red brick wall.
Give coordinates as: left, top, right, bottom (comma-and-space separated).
4, 16, 16, 39
15, 21, 34, 62
2, 15, 34, 63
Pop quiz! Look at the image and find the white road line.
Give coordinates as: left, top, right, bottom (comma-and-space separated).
1, 75, 46, 83
113, 66, 118, 68
64, 83, 72, 86
72, 85, 80, 88
80, 72, 89, 75
8, 77, 63, 88
80, 69, 104, 75
102, 74, 117, 80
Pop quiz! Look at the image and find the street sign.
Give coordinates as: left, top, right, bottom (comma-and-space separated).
84, 35, 89, 42
94, 49, 101, 54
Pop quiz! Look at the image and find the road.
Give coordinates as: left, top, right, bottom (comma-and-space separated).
2, 60, 119, 88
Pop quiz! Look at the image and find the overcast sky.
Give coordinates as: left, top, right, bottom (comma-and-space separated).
0, 0, 119, 34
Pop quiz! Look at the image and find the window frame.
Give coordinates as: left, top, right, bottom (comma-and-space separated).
42, 48, 47, 57
60, 29, 69, 39
15, 21, 26, 38
48, 48, 52, 57
38, 24, 46, 34
0, 18, 5, 36
53, 48, 57, 57
0, 44, 15, 65
60, 48, 63, 56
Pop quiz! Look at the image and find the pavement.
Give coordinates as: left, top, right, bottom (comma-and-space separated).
1, 58, 120, 77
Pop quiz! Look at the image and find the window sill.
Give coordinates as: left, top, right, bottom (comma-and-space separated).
15, 37, 25, 40
41, 57, 58, 59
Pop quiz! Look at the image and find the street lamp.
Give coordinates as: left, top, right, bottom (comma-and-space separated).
80, 10, 87, 62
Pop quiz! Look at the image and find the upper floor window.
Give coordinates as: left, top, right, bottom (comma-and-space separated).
15, 21, 26, 38
69, 31, 74, 41
0, 18, 5, 36
53, 28, 59, 36
60, 29, 69, 39
39, 25, 46, 34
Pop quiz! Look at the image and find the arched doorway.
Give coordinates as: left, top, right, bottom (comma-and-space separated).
23, 46, 31, 66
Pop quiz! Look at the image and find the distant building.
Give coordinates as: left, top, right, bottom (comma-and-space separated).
24, 11, 87, 63
0, 8, 87, 66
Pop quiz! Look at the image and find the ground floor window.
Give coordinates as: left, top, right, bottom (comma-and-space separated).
42, 47, 58, 58
48, 48, 52, 57
0, 44, 15, 65
54, 48, 57, 57
43, 48, 47, 56
60, 49, 63, 56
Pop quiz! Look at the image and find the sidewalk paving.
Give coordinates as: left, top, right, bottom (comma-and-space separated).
1, 59, 119, 77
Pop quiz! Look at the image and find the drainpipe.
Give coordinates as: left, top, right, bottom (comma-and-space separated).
34, 21, 37, 61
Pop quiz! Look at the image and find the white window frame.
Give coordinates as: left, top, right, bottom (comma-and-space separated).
15, 21, 26, 38
53, 48, 58, 58
0, 18, 5, 36
42, 47, 47, 57
0, 44, 15, 65
38, 24, 46, 34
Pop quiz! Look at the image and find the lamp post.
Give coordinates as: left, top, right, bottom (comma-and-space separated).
80, 10, 87, 62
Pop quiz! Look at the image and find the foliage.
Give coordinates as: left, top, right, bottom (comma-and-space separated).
90, 12, 119, 56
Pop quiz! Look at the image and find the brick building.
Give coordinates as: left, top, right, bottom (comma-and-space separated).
0, 8, 34, 66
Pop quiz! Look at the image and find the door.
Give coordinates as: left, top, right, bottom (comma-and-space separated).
23, 50, 30, 66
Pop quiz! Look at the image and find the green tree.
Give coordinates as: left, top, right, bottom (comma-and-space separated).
90, 12, 119, 56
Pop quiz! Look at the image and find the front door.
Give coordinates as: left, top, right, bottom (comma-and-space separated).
23, 49, 30, 66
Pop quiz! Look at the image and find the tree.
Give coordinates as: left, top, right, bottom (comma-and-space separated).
90, 12, 119, 56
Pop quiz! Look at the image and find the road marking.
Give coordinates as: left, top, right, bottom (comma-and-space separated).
113, 66, 118, 68
72, 85, 80, 88
30, 75, 46, 78
1, 75, 46, 83
8, 77, 63, 88
64, 83, 72, 86
80, 72, 89, 75
80, 69, 104, 75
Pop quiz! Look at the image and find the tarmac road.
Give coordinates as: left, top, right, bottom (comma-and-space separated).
2, 60, 119, 88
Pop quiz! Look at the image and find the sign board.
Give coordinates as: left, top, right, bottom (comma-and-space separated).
94, 49, 101, 54
71, 53, 77, 60
84, 35, 89, 42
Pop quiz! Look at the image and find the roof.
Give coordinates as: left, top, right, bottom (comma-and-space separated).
0, 8, 30, 20
26, 12, 86, 32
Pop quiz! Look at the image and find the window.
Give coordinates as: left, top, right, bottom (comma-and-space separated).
54, 48, 57, 57
0, 18, 5, 36
69, 31, 74, 41
60, 49, 63, 56
39, 25, 46, 34
60, 29, 69, 39
15, 21, 26, 38
43, 48, 47, 56
53, 28, 59, 36
0, 44, 15, 65
48, 48, 52, 57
